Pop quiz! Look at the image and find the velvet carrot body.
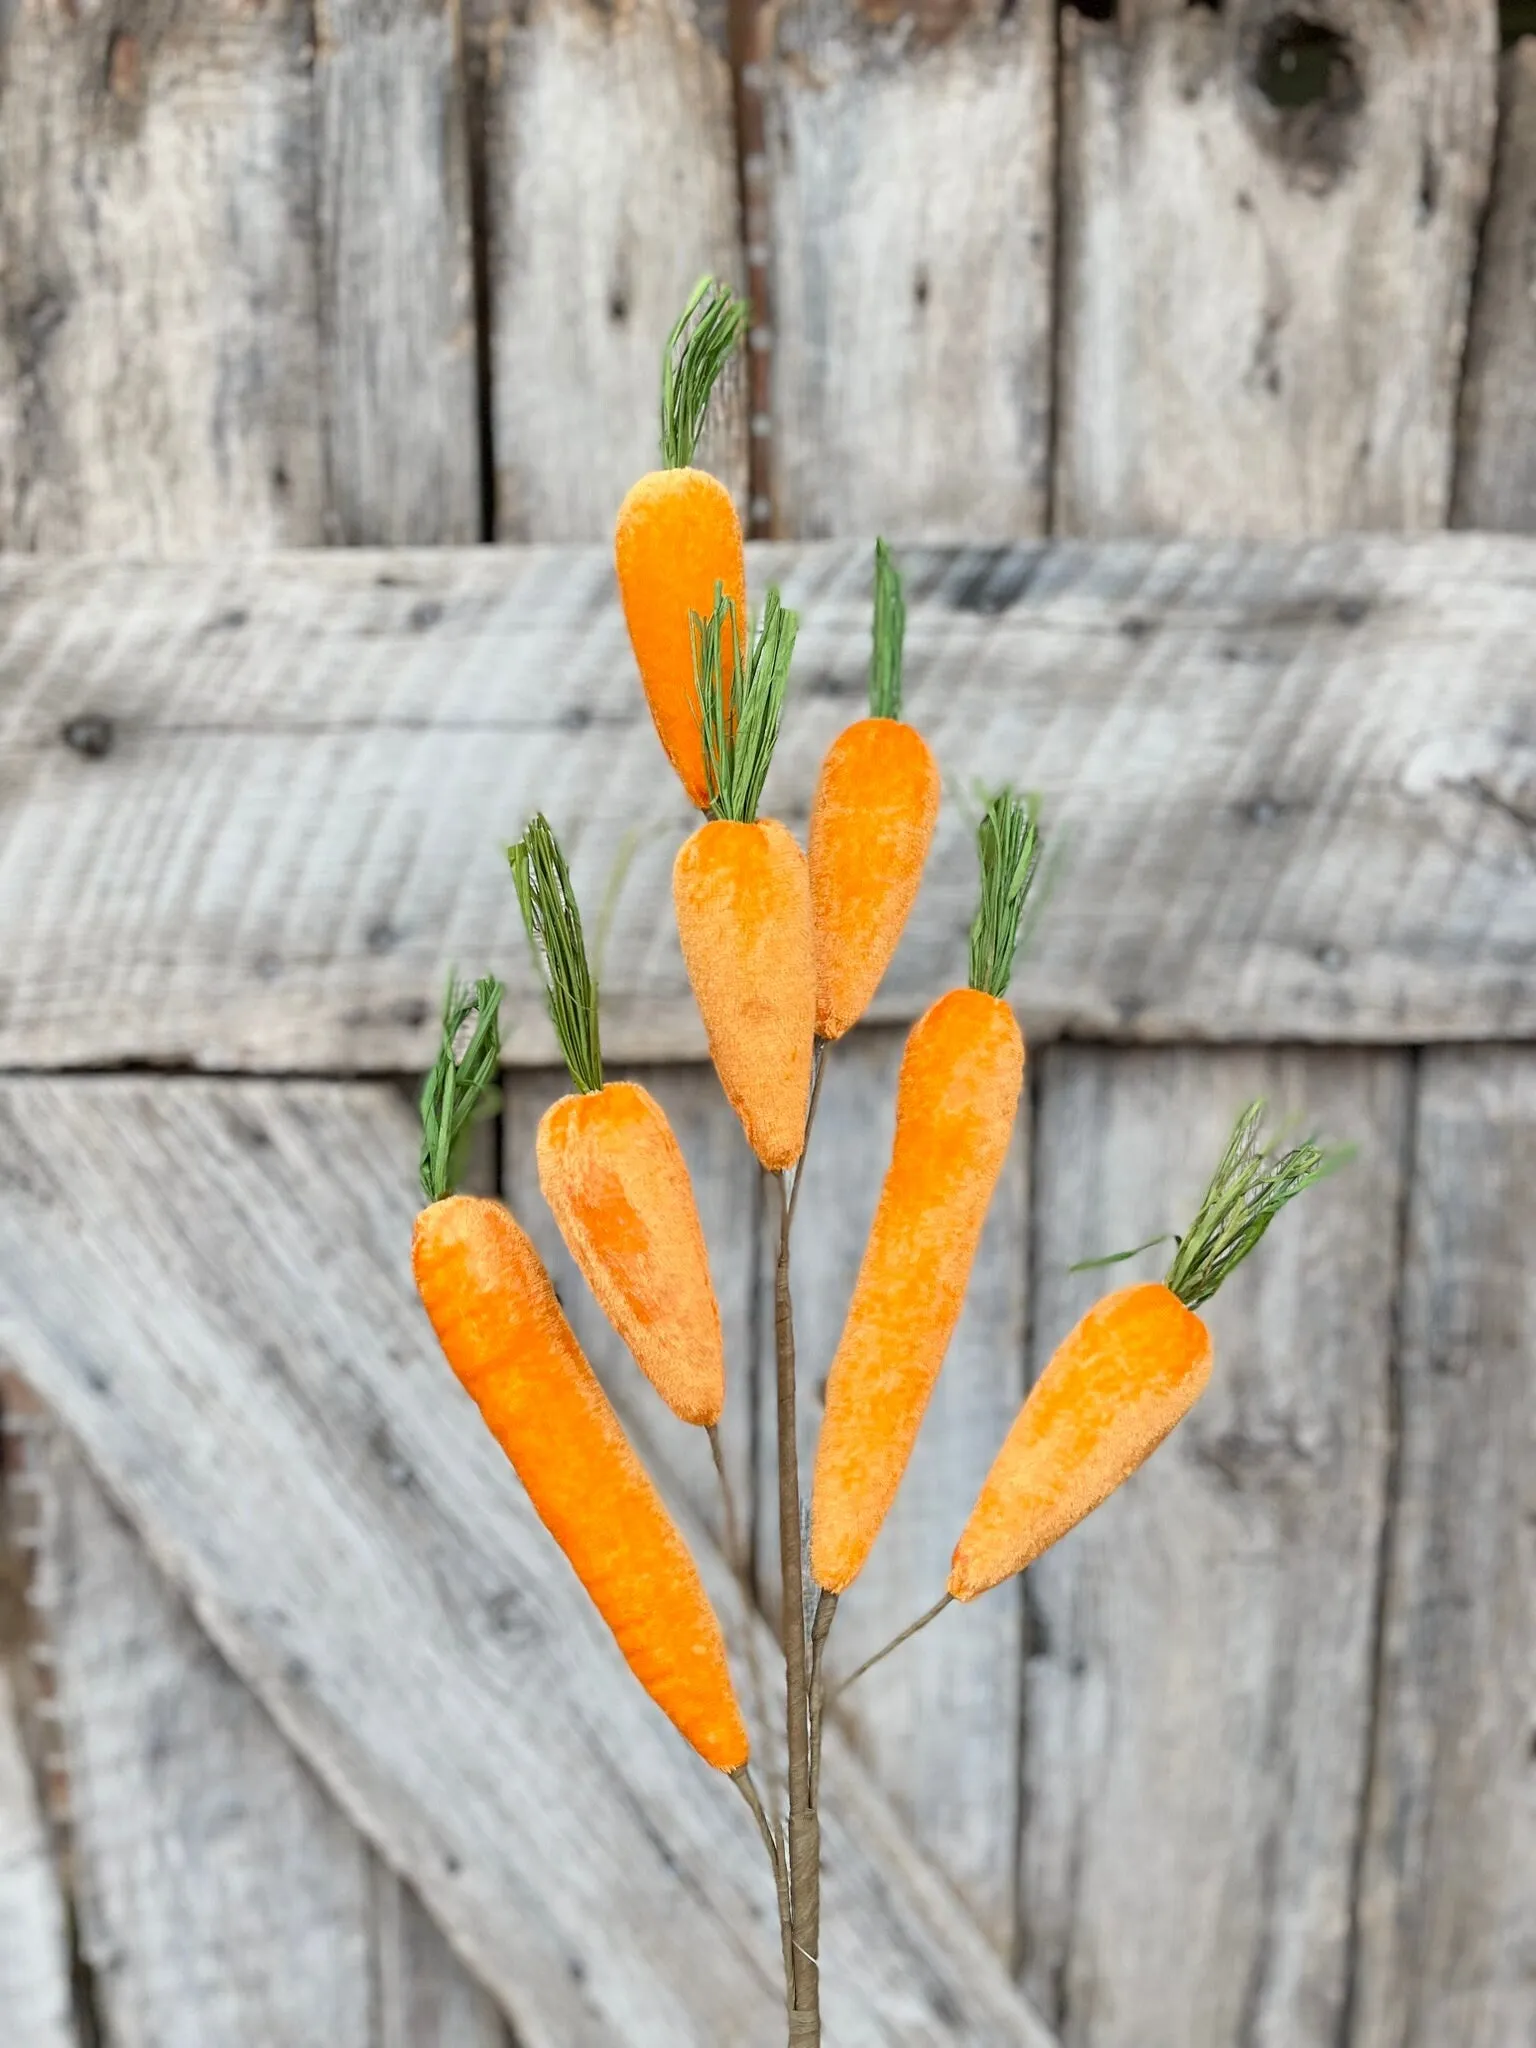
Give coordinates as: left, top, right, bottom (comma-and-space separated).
949, 1101, 1347, 1601
810, 791, 1042, 1595
509, 815, 724, 1428
673, 588, 814, 1170
616, 278, 748, 810
810, 541, 941, 1041
413, 979, 747, 1773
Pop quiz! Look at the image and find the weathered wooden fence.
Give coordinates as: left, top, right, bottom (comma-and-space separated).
0, 5, 1533, 2048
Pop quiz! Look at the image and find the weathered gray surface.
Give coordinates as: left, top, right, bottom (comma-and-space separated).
1017, 1047, 1408, 2047
0, 0, 327, 551
1453, 40, 1536, 533
1055, 1, 1497, 536
1, 536, 1533, 1074
0, 1075, 1057, 2048
477, 0, 746, 541
764, 0, 1054, 540
1351, 1050, 1536, 2048
774, 1026, 1029, 1955
315, 0, 481, 545
0, 1657, 74, 2048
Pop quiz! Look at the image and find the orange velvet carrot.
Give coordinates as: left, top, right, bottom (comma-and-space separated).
810, 791, 1041, 1594
949, 1103, 1347, 1600
412, 976, 748, 1772
508, 814, 724, 1428
616, 278, 748, 809
673, 587, 815, 1171
809, 540, 940, 1040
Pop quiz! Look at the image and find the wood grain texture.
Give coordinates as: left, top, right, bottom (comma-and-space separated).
476, 0, 746, 541
763, 0, 1054, 539
1016, 1047, 1407, 2048
315, 0, 481, 544
1350, 1050, 1536, 2048
0, 1075, 1057, 2048
1055, 0, 1497, 536
1453, 40, 1536, 532
771, 1025, 1029, 1954
0, 0, 327, 551
1, 536, 1533, 1071
0, 1658, 75, 2048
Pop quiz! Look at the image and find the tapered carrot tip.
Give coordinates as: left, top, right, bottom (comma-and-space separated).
673, 816, 815, 1170
413, 1194, 749, 1771
948, 1281, 1212, 1602
810, 718, 941, 1041
616, 469, 746, 810
537, 1081, 726, 1427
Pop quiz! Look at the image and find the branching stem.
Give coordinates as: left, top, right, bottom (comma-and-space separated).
831, 1594, 954, 1704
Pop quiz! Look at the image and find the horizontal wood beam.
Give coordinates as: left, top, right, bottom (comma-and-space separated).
0, 1075, 1056, 2048
0, 536, 1531, 1072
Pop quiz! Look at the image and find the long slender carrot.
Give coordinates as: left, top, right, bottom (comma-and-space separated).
949, 1103, 1348, 1600
616, 278, 748, 810
673, 586, 815, 1171
809, 540, 941, 1040
508, 813, 725, 1428
809, 791, 1041, 1594
412, 976, 748, 1772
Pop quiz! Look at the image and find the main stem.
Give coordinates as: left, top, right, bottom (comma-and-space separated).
774, 1167, 819, 2043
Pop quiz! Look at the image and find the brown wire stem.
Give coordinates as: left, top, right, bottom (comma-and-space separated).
831, 1594, 954, 1703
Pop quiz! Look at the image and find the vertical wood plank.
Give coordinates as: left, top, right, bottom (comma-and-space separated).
0, 1658, 76, 2048
762, 1025, 1030, 1952
1452, 40, 1536, 532
315, 0, 482, 544
1055, 0, 1497, 536
1350, 1049, 1536, 2048
1018, 1046, 1407, 2047
763, 0, 1055, 540
373, 1861, 509, 2048
476, 0, 747, 541
0, 0, 327, 551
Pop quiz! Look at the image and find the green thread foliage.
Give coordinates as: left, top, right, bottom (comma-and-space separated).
419, 974, 503, 1204
661, 276, 749, 470
869, 538, 905, 720
1164, 1101, 1352, 1310
690, 582, 798, 823
508, 815, 603, 1095
967, 788, 1042, 999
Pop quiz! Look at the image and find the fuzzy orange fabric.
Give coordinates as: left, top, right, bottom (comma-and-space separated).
673, 817, 815, 1171
949, 1282, 1212, 1601
810, 987, 1023, 1593
809, 717, 940, 1040
615, 468, 746, 810
537, 1081, 725, 1428
412, 1195, 749, 1771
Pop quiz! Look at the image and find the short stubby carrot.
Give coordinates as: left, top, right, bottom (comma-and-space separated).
510, 815, 725, 1427
675, 815, 814, 1172
810, 541, 940, 1041
616, 278, 748, 810
674, 585, 814, 1171
810, 790, 1041, 1593
809, 985, 1023, 1592
414, 1195, 748, 1770
948, 1100, 1349, 1601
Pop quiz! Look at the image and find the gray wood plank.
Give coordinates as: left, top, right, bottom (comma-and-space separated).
25, 1429, 377, 2048
315, 0, 481, 545
372, 1859, 511, 2048
0, 1075, 1056, 2048
1453, 40, 1536, 533
1017, 1047, 1407, 2048
763, 0, 1054, 539
1055, 0, 1497, 536
1350, 1049, 1536, 2048
475, 0, 746, 541
0, 1656, 75, 2048
772, 1025, 1029, 1954
0, 536, 1532, 1070
0, 1, 327, 551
